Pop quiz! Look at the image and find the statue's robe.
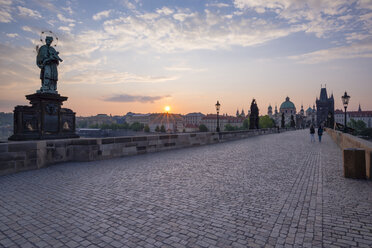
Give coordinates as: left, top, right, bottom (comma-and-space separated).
36, 45, 59, 83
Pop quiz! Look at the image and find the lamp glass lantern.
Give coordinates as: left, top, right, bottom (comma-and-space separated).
215, 101, 221, 113
341, 92, 350, 108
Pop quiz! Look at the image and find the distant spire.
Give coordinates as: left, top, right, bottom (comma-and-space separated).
358, 104, 362, 112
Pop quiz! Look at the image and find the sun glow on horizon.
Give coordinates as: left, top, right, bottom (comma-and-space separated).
164, 106, 171, 113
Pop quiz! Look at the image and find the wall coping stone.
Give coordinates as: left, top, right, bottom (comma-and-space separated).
1, 128, 295, 176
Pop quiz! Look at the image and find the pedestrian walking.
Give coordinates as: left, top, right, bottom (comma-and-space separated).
310, 125, 315, 142
318, 125, 323, 142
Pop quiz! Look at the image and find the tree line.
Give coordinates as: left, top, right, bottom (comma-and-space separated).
199, 115, 276, 132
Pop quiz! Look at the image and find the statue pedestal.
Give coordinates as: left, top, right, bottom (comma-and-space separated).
9, 93, 79, 141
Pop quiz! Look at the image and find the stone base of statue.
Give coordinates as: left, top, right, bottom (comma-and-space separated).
8, 93, 79, 141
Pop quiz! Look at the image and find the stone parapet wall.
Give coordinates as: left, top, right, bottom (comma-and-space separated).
0, 128, 293, 176
326, 128, 372, 179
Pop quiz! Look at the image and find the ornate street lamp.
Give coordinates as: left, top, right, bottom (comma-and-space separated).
341, 91, 350, 133
215, 100, 221, 132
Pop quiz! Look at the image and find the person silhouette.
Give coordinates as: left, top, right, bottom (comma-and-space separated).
310, 124, 315, 142
318, 125, 324, 142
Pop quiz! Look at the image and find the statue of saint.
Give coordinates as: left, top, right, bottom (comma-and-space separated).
36, 36, 63, 94
249, 99, 260, 129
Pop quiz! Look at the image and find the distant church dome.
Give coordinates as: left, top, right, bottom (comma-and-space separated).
306, 107, 312, 113
280, 97, 296, 110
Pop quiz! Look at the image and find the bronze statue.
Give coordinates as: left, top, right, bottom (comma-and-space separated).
36, 36, 63, 94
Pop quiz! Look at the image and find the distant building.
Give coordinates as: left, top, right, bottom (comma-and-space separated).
299, 104, 304, 116
236, 109, 246, 118
184, 112, 205, 126
76, 114, 117, 128
148, 113, 184, 133
316, 87, 334, 127
334, 107, 372, 128
125, 113, 151, 125
201, 114, 244, 132
184, 123, 199, 132
280, 97, 296, 115
268, 104, 273, 117
305, 104, 317, 126
276, 96, 296, 126
125, 112, 185, 133
296, 105, 306, 128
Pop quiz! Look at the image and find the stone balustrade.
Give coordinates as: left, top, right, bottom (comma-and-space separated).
0, 128, 294, 176
326, 128, 372, 179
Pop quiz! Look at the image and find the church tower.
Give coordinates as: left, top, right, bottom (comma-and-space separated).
268, 104, 273, 117
316, 86, 334, 126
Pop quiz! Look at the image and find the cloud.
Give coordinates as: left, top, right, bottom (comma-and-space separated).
22, 26, 32, 32
93, 10, 112, 21
58, 26, 72, 33
57, 13, 75, 23
104, 94, 170, 103
122, 0, 136, 10
6, 33, 18, 38
0, 0, 13, 23
64, 70, 178, 85
156, 7, 173, 15
232, 0, 367, 39
62, 6, 73, 15
21, 25, 40, 34
289, 41, 372, 64
164, 66, 206, 72
0, 43, 39, 93
100, 8, 305, 53
32, 0, 58, 13
206, 3, 230, 8
17, 6, 41, 18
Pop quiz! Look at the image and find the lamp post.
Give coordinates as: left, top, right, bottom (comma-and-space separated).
215, 100, 220, 132
341, 91, 350, 133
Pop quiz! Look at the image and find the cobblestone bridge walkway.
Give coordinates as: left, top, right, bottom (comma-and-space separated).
1, 130, 372, 248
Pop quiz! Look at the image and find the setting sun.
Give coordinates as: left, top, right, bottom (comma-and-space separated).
164, 106, 171, 112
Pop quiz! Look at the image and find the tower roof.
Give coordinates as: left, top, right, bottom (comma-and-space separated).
319, 87, 328, 101
280, 97, 296, 110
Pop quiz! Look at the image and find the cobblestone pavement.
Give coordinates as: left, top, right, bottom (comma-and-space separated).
1, 130, 372, 248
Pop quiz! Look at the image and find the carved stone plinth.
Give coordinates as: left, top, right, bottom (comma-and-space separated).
343, 148, 366, 179
9, 93, 79, 141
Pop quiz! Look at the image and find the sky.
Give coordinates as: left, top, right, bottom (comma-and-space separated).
0, 0, 372, 116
